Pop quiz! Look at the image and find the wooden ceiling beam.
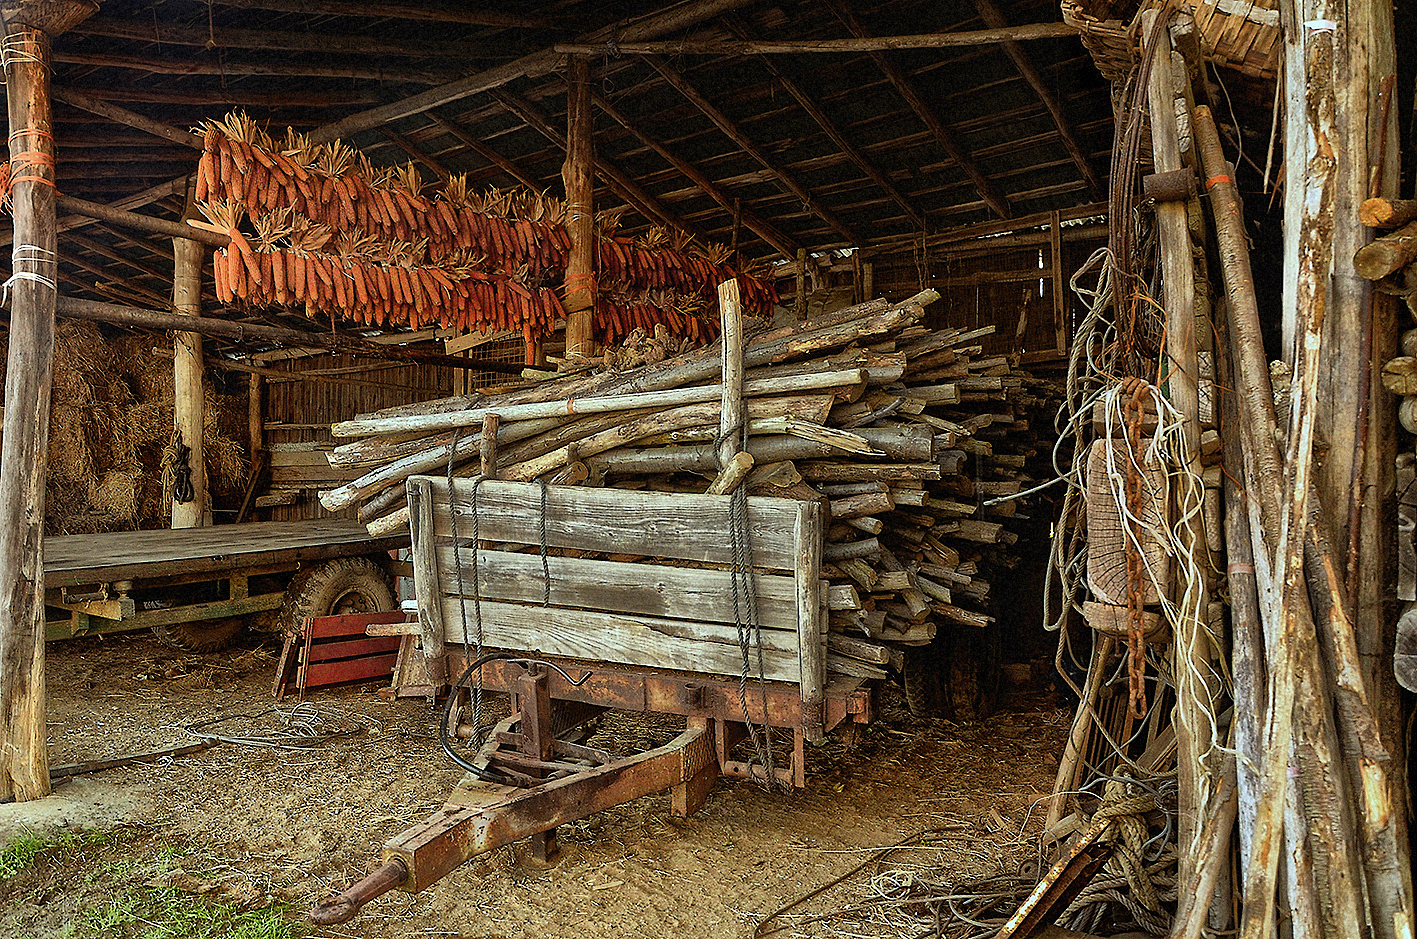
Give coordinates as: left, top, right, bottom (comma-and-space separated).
721, 17, 925, 233
53, 87, 203, 149
62, 231, 172, 283
380, 128, 452, 182
968, 0, 1103, 200
643, 56, 861, 245
58, 250, 170, 307
52, 49, 457, 84
490, 87, 703, 238
555, 22, 1077, 54
425, 114, 545, 190
210, 0, 559, 29
68, 16, 490, 58
591, 92, 798, 259
60, 85, 379, 107
308, 0, 762, 144
822, 0, 1012, 219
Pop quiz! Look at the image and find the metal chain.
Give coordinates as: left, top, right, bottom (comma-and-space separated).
446, 434, 488, 749
729, 482, 779, 787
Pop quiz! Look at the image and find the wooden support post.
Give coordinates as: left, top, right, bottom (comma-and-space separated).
0, 19, 57, 802
1142, 11, 1213, 888
717, 279, 744, 470
794, 248, 808, 321
171, 235, 208, 528
561, 54, 595, 359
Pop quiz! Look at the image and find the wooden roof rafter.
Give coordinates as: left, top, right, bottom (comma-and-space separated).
424, 114, 546, 191
380, 128, 453, 183
489, 86, 706, 239
209, 0, 561, 30
307, 0, 764, 144
52, 49, 460, 84
822, 0, 1013, 220
968, 0, 1104, 200
68, 16, 496, 59
719, 15, 926, 235
643, 55, 862, 246
591, 91, 799, 259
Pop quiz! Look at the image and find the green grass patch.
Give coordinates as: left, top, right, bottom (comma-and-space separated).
0, 828, 119, 880
72, 886, 303, 939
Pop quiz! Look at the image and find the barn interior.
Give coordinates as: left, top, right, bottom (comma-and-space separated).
0, 0, 1412, 936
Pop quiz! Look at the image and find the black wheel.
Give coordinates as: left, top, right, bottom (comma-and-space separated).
942, 624, 1001, 722
152, 616, 244, 653
279, 556, 396, 637
901, 643, 944, 718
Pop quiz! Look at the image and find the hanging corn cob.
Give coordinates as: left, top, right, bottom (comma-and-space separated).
187, 110, 776, 344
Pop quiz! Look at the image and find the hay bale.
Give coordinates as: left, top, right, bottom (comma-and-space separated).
48, 403, 95, 487
91, 469, 141, 527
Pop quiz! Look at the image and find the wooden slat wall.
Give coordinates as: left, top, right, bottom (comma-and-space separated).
261, 351, 451, 521
871, 225, 1107, 360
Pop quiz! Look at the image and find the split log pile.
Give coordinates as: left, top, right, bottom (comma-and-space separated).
320, 289, 1060, 684
1365, 199, 1417, 434
182, 111, 774, 343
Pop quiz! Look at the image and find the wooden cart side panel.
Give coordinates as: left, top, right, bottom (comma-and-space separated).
430, 545, 801, 629
433, 594, 802, 681
411, 476, 804, 569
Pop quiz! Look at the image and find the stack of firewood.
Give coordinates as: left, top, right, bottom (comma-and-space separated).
189, 111, 774, 341
320, 291, 1058, 683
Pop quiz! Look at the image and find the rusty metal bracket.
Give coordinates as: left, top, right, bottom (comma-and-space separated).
996, 817, 1113, 939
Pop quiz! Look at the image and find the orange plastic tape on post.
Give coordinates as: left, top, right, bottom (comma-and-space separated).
1204, 173, 1233, 191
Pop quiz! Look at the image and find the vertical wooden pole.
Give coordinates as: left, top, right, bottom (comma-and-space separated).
1143, 11, 1213, 885
717, 279, 744, 471
171, 236, 208, 528
1049, 209, 1066, 355
561, 54, 595, 359
0, 21, 57, 802
794, 248, 807, 321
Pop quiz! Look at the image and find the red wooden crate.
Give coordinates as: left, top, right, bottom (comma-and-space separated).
273, 610, 407, 699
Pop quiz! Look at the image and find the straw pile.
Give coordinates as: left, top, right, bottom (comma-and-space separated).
3, 321, 250, 534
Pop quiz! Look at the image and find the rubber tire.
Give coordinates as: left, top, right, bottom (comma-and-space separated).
901, 643, 944, 719
942, 624, 1002, 723
152, 617, 244, 654
280, 556, 396, 637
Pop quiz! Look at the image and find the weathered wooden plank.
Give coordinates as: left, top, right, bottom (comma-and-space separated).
436, 596, 802, 682
408, 480, 446, 667
43, 519, 405, 586
304, 635, 403, 662
794, 498, 826, 738
306, 610, 405, 640
301, 653, 400, 688
431, 545, 800, 629
417, 477, 803, 568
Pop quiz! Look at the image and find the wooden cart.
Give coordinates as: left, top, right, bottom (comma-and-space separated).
43, 519, 408, 651
312, 476, 873, 924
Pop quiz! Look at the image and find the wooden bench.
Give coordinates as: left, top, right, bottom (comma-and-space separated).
404, 475, 842, 777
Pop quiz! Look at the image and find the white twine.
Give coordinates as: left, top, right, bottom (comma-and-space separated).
3, 244, 57, 305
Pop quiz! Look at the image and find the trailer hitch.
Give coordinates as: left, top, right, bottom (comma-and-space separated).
310, 857, 408, 925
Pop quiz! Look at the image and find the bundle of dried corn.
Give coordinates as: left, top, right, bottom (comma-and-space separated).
184, 112, 775, 342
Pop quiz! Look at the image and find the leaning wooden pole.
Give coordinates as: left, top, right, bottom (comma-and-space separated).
171, 236, 208, 528
561, 54, 595, 359
0, 20, 57, 802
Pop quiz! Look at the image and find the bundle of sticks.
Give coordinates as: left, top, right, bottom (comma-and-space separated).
318, 290, 1058, 684
187, 111, 775, 340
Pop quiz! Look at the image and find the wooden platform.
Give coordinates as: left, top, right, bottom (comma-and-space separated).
44, 519, 407, 587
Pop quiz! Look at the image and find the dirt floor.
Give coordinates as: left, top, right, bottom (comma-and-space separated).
1, 630, 1070, 939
